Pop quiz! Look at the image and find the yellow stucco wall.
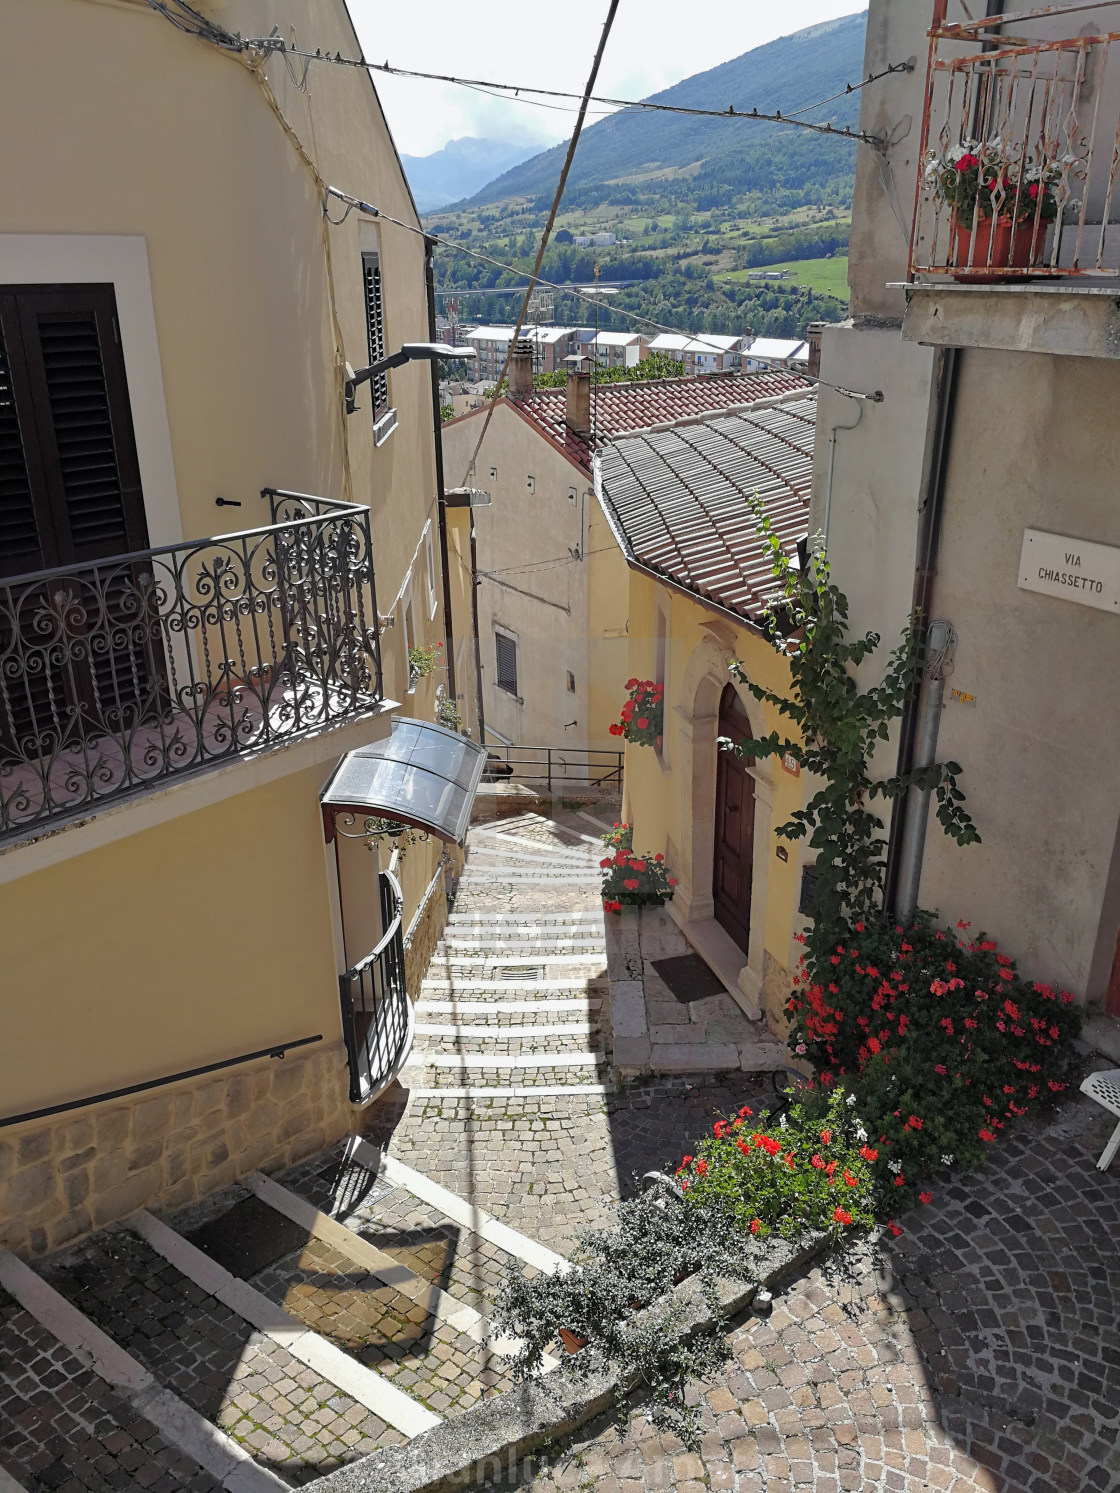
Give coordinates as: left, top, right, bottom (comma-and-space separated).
622, 571, 805, 1018
1, 765, 340, 1118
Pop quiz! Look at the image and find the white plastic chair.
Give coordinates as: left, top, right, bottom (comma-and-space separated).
1080, 1069, 1120, 1170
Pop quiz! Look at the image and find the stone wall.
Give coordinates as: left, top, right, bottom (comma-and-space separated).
0, 1039, 352, 1260
402, 849, 462, 998
760, 949, 797, 1038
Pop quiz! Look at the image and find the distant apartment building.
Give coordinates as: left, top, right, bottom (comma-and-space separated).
575, 232, 617, 247
462, 324, 584, 378
741, 336, 809, 371
647, 332, 749, 375
592, 330, 649, 368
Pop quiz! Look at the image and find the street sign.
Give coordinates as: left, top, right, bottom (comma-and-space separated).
1018, 528, 1120, 614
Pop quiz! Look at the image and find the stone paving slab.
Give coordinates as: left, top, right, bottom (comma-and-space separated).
0, 1286, 222, 1493
36, 1229, 404, 1485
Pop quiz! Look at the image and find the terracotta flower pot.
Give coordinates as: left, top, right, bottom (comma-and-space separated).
558, 1326, 589, 1354
655, 734, 663, 753
952, 215, 1041, 281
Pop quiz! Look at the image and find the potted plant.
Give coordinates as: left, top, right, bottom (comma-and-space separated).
407, 640, 442, 683
924, 138, 1059, 279
608, 678, 664, 749
599, 822, 676, 912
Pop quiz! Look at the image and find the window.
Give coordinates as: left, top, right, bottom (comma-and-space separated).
361, 251, 392, 433
495, 630, 518, 695
489, 466, 498, 481
526, 475, 535, 495
424, 528, 438, 619
566, 670, 576, 693
0, 283, 153, 750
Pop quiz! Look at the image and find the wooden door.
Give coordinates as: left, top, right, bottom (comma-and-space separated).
712, 684, 755, 954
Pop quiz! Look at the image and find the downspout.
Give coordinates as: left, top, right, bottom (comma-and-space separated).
469, 513, 486, 745
884, 345, 961, 915
425, 234, 457, 704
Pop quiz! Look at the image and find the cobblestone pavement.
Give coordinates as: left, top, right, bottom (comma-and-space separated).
37, 1228, 404, 1485
454, 1099, 1119, 1493
0, 1287, 222, 1492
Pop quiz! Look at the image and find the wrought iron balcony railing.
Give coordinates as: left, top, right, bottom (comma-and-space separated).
910, 2, 1120, 280
0, 489, 382, 843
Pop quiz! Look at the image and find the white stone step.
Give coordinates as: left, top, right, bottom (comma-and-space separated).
407, 1084, 610, 1098
446, 911, 604, 924
413, 1022, 597, 1039
415, 998, 600, 1013
408, 1051, 602, 1069
420, 979, 605, 993
429, 953, 604, 967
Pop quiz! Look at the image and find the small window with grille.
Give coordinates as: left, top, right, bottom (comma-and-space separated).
495, 630, 518, 695
361, 251, 394, 439
424, 528, 437, 618
566, 670, 576, 693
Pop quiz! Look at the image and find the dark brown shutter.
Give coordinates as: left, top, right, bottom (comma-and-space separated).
361, 252, 390, 423
495, 632, 518, 694
0, 314, 42, 579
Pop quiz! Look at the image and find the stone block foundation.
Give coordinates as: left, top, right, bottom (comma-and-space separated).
0, 1039, 352, 1260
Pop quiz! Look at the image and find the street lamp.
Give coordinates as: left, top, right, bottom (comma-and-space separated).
344, 343, 476, 415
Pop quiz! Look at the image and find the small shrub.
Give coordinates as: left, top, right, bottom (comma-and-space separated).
786, 912, 1082, 1205
407, 641, 442, 680
608, 678, 663, 747
599, 822, 676, 911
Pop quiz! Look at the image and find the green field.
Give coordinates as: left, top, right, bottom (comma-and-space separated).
726, 255, 849, 301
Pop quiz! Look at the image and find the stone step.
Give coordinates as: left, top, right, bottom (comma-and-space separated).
405, 1051, 603, 1071
0, 1284, 226, 1493
413, 1031, 598, 1055
419, 979, 606, 995
413, 1020, 598, 1038
30, 1226, 413, 1482
414, 997, 601, 1014
438, 936, 605, 949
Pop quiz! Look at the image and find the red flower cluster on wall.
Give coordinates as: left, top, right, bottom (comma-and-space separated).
608, 679, 664, 747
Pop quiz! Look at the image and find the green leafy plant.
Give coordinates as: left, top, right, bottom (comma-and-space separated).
924, 138, 1061, 231
607, 678, 664, 746
407, 641, 442, 681
727, 513, 978, 961
598, 822, 676, 911
436, 693, 463, 731
440, 401, 455, 422
786, 913, 1081, 1206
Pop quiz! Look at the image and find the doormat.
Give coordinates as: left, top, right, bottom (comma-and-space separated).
649, 952, 726, 1004
184, 1194, 309, 1278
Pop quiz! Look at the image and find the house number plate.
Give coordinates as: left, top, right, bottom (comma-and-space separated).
1017, 528, 1120, 614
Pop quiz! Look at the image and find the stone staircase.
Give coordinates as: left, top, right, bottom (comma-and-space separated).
0, 809, 614, 1491
400, 811, 611, 1101
0, 1135, 566, 1490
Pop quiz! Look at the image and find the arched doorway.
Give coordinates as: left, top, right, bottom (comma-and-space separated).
712, 683, 756, 954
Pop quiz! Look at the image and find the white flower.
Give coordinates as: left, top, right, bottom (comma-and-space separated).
941, 1153, 954, 1167
846, 1092, 857, 1107
888, 1159, 903, 1175
855, 1124, 868, 1142
779, 1113, 789, 1130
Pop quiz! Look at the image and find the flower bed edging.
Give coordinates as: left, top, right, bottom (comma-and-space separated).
311, 1230, 831, 1493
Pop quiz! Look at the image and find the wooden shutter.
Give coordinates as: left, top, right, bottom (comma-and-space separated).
361, 252, 390, 423
495, 631, 517, 695
0, 312, 42, 579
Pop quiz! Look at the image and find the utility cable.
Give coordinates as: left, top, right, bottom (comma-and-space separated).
230, 36, 891, 144
458, 0, 622, 487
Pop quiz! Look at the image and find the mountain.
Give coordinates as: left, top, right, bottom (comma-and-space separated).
400, 137, 543, 211
458, 12, 867, 215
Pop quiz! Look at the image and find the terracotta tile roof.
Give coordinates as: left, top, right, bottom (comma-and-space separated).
487, 368, 812, 475
594, 393, 816, 623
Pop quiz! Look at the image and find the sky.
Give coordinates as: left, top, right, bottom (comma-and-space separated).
346, 0, 866, 158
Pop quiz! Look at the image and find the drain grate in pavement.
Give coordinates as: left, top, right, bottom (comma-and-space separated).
183, 1193, 310, 1276
650, 953, 726, 1004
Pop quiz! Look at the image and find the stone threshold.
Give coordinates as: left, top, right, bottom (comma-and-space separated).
311, 1228, 831, 1493
604, 906, 787, 1078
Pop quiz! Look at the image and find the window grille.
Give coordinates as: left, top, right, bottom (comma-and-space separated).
495, 631, 518, 695
361, 251, 390, 425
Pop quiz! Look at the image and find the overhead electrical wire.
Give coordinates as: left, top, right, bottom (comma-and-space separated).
457, 0, 622, 487
141, 0, 885, 404
141, 0, 898, 145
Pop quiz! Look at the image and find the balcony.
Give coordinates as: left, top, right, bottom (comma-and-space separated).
903, 2, 1120, 356
0, 489, 383, 844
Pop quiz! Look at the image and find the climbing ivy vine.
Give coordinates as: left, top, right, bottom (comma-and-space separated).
728, 505, 979, 961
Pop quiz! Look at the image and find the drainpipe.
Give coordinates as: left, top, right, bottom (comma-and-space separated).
893, 620, 956, 919
884, 346, 961, 914
469, 513, 486, 745
424, 234, 457, 704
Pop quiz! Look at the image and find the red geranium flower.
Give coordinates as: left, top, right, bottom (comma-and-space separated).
750, 1218, 761, 1234
887, 1220, 903, 1237
833, 1207, 853, 1226
919, 1191, 933, 1205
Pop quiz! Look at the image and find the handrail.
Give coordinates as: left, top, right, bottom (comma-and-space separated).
0, 1034, 323, 1130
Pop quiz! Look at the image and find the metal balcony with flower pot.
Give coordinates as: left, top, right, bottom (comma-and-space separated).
902, 2, 1120, 359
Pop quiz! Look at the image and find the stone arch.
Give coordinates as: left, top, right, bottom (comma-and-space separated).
671, 627, 774, 1012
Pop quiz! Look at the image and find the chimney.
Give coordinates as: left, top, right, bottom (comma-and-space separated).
508, 337, 534, 401
565, 359, 591, 436
806, 322, 825, 381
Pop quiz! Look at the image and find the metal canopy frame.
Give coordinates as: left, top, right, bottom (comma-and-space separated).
320, 715, 487, 846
